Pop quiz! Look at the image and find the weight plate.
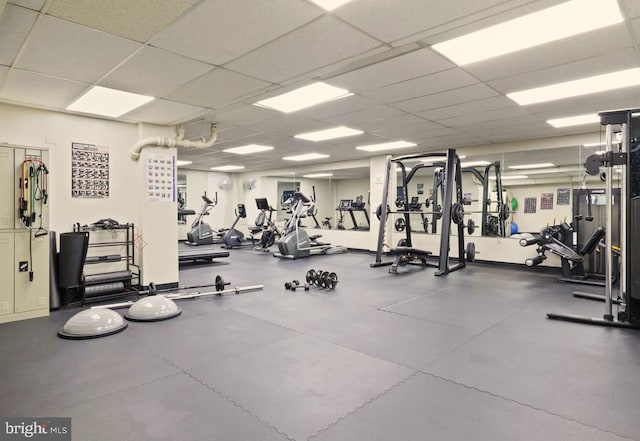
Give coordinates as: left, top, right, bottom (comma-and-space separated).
148, 282, 156, 295
467, 219, 475, 235
320, 271, 330, 288
466, 242, 476, 263
327, 272, 338, 289
215, 275, 226, 292
395, 198, 405, 208
306, 269, 316, 284
499, 203, 510, 220
398, 238, 407, 247
423, 217, 429, 232
394, 218, 406, 232
451, 202, 465, 225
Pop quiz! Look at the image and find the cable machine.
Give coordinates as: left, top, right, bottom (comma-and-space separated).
548, 108, 640, 328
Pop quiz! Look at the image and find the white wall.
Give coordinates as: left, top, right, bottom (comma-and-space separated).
506, 183, 576, 233
0, 103, 179, 286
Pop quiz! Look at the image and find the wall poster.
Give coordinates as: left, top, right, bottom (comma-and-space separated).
557, 188, 571, 206
146, 154, 176, 202
540, 192, 554, 210
524, 197, 537, 214
71, 142, 109, 198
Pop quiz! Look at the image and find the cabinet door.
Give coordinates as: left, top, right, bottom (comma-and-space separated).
0, 148, 13, 230
14, 231, 49, 313
0, 233, 14, 315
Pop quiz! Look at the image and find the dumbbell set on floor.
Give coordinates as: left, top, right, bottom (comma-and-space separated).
284, 280, 311, 291
305, 269, 339, 289
284, 269, 339, 292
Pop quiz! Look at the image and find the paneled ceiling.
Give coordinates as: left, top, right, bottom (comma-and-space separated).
1, 0, 639, 172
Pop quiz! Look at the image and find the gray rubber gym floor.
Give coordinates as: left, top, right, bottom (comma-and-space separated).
2, 249, 640, 441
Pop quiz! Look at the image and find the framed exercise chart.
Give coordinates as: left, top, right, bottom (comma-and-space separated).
145, 153, 176, 202
71, 142, 109, 198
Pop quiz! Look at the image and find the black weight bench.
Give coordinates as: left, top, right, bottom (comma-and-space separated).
388, 246, 433, 274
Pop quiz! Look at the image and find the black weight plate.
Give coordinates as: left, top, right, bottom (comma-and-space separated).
394, 218, 406, 232
306, 269, 316, 284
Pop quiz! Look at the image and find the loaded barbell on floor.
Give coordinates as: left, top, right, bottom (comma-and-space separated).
142, 274, 231, 295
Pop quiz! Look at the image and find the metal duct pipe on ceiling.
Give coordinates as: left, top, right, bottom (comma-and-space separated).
130, 123, 217, 160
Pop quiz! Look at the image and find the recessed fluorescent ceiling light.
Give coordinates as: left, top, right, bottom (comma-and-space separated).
460, 161, 491, 167
583, 141, 621, 147
547, 114, 599, 128
508, 68, 640, 105
355, 141, 416, 152
303, 173, 334, 178
489, 175, 528, 180
308, 0, 353, 11
210, 165, 245, 171
67, 86, 154, 117
432, 0, 622, 65
509, 163, 555, 169
223, 144, 273, 155
295, 126, 363, 142
176, 160, 192, 166
254, 82, 351, 113
282, 153, 330, 162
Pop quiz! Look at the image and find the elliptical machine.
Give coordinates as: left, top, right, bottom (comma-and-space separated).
274, 191, 346, 259
186, 192, 221, 246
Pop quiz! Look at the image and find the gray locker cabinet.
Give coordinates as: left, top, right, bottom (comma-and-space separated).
0, 147, 13, 229
14, 231, 49, 313
0, 233, 14, 316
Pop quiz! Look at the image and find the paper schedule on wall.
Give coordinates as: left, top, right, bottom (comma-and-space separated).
524, 197, 537, 214
71, 142, 109, 198
540, 192, 554, 210
146, 154, 176, 202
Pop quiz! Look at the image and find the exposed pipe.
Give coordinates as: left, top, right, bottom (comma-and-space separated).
129, 123, 217, 160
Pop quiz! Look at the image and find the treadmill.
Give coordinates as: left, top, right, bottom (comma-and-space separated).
178, 241, 229, 264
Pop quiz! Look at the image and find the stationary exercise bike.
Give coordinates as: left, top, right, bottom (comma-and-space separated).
252, 198, 281, 251
186, 192, 221, 246
274, 191, 346, 259
222, 204, 259, 249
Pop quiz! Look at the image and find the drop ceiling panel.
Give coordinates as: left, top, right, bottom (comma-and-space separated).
392, 84, 500, 113
487, 48, 638, 94
323, 104, 405, 126
226, 15, 381, 83
463, 25, 633, 82
361, 68, 478, 103
334, 0, 507, 43
436, 107, 531, 129
631, 18, 640, 45
294, 94, 379, 120
151, 0, 321, 65
0, 4, 37, 66
326, 47, 454, 93
46, 0, 198, 43
0, 69, 88, 108
214, 126, 262, 143
99, 46, 214, 97
419, 96, 517, 121
0, 65, 8, 84
243, 114, 328, 135
371, 121, 452, 138
120, 98, 207, 125
622, 0, 640, 18
166, 68, 272, 108
524, 86, 640, 118
7, 0, 44, 10
213, 105, 278, 126
14, 16, 141, 83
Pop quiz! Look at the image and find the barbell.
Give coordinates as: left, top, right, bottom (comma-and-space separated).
377, 203, 443, 220
394, 216, 476, 235
451, 202, 510, 225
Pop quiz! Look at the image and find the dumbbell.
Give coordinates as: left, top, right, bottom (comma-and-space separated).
284, 280, 301, 291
